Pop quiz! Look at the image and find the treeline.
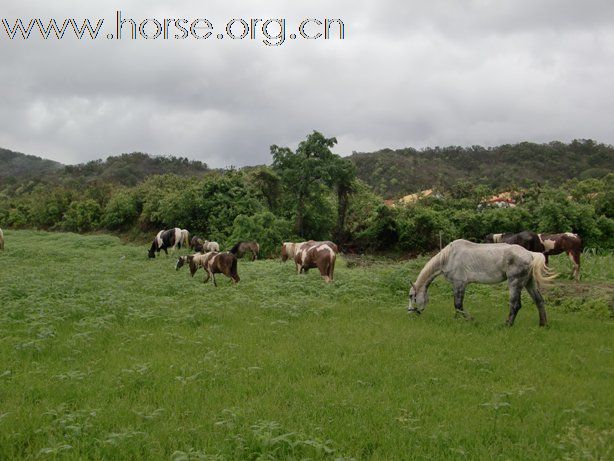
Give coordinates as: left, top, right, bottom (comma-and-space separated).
1, 133, 613, 256
0, 149, 211, 187
350, 139, 614, 197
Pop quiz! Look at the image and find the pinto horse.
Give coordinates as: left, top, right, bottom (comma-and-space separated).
281, 240, 338, 262
539, 233, 582, 280
148, 228, 183, 258
408, 240, 556, 326
294, 243, 336, 283
229, 241, 259, 261
0, 228, 4, 250
176, 252, 239, 286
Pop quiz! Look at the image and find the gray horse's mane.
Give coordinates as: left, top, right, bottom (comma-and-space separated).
415, 243, 453, 289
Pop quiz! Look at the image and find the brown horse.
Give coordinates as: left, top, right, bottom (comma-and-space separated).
294, 243, 336, 283
0, 228, 4, 250
229, 241, 259, 261
539, 233, 582, 280
176, 252, 239, 286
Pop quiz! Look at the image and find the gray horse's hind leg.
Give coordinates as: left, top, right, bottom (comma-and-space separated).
526, 282, 548, 327
506, 280, 523, 326
453, 282, 472, 320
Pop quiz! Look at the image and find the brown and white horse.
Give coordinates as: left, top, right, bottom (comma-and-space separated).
538, 233, 582, 280
281, 240, 338, 263
148, 228, 183, 258
0, 228, 4, 250
294, 243, 336, 283
229, 241, 259, 261
176, 252, 240, 286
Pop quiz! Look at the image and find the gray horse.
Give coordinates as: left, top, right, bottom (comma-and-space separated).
408, 239, 556, 326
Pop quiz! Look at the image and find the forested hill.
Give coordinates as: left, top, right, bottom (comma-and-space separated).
349, 140, 614, 198
0, 148, 62, 182
61, 153, 210, 186
0, 150, 210, 187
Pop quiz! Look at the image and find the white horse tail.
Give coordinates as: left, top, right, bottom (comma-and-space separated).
530, 252, 557, 290
181, 229, 190, 248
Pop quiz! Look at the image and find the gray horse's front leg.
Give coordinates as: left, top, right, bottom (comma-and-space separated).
526, 282, 548, 327
506, 281, 523, 326
453, 282, 472, 320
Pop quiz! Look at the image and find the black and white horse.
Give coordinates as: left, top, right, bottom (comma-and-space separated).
148, 228, 183, 258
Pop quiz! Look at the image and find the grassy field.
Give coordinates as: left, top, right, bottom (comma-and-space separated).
0, 230, 612, 460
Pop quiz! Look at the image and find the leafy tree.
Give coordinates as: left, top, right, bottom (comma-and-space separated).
271, 131, 355, 238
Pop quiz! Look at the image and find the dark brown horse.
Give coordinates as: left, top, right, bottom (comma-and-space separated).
294, 243, 336, 283
484, 231, 545, 252
539, 233, 582, 280
229, 241, 259, 261
176, 252, 239, 286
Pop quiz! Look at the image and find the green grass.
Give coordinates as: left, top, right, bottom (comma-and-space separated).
0, 230, 613, 460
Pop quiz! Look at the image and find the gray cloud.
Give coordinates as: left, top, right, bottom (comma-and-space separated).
1, 0, 613, 166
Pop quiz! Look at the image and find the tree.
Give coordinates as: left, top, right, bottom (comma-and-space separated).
271, 131, 355, 239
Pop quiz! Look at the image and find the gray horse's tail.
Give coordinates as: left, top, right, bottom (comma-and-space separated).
530, 252, 557, 290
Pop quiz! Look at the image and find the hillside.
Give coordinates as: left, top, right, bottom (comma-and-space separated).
61, 152, 211, 186
0, 147, 63, 183
349, 139, 614, 197
0, 150, 211, 188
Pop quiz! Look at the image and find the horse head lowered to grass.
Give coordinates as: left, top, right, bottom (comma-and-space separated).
408, 239, 556, 326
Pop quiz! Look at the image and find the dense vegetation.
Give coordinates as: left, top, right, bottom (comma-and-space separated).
349, 139, 614, 197
0, 231, 612, 459
1, 135, 613, 255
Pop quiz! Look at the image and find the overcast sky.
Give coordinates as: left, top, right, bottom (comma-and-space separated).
1, 0, 613, 167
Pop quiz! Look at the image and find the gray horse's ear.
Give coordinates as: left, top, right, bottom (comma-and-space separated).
410, 281, 416, 289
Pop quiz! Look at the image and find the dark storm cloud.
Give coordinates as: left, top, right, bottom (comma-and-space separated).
1, 1, 613, 166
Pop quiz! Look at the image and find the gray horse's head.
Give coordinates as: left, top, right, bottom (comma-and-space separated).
408, 282, 428, 314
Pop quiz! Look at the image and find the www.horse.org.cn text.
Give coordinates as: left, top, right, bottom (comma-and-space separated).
1, 11, 346, 46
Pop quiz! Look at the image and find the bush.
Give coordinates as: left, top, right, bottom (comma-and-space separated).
103, 191, 139, 230
62, 200, 102, 232
226, 212, 293, 258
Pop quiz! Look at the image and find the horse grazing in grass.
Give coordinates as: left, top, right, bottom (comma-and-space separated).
281, 240, 339, 265
148, 228, 183, 258
0, 228, 4, 250
229, 241, 259, 261
539, 233, 582, 280
408, 240, 556, 327
484, 231, 545, 252
294, 243, 336, 283
176, 252, 239, 286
